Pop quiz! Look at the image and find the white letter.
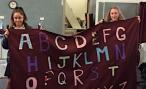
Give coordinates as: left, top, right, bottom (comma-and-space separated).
55, 36, 68, 50
108, 66, 119, 77
103, 29, 111, 43
116, 27, 126, 41
92, 32, 99, 45
19, 34, 33, 50
74, 35, 86, 48
104, 85, 113, 89
57, 56, 70, 68
58, 72, 66, 85
73, 53, 82, 68
74, 69, 83, 86
26, 77, 37, 89
119, 81, 127, 89
48, 56, 52, 70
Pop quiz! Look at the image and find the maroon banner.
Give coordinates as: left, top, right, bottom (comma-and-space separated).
9, 17, 139, 89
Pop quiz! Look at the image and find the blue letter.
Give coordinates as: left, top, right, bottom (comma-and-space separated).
84, 52, 93, 65
96, 46, 109, 62
27, 56, 38, 72
115, 43, 126, 61
90, 67, 99, 80
39, 32, 50, 52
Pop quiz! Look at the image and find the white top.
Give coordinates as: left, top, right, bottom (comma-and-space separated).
13, 25, 25, 29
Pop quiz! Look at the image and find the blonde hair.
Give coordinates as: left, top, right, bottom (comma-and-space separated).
105, 6, 125, 22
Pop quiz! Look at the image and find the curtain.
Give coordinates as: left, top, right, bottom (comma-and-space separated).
139, 2, 146, 43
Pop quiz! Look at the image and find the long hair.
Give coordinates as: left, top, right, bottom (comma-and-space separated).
10, 7, 30, 28
105, 6, 125, 22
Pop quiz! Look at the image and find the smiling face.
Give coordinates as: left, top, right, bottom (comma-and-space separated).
11, 7, 27, 28
13, 12, 24, 27
110, 8, 120, 22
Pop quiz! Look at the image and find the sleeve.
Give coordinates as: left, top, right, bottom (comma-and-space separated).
1, 36, 9, 49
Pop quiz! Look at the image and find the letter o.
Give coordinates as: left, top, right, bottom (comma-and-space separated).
26, 77, 37, 89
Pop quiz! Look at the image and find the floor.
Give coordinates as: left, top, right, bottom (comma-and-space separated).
137, 67, 146, 89
0, 78, 7, 89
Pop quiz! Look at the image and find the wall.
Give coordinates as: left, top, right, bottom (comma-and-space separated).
95, 0, 146, 24
66, 0, 87, 20
0, 0, 64, 59
96, 0, 146, 3
0, 0, 64, 34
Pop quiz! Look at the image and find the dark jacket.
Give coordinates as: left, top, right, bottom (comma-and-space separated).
1, 36, 9, 61
1, 25, 31, 78
1, 25, 31, 60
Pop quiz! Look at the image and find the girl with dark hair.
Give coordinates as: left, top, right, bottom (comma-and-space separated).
1, 7, 31, 89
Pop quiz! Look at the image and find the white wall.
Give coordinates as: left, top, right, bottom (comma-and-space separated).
66, 0, 87, 20
96, 0, 146, 3
95, 0, 146, 24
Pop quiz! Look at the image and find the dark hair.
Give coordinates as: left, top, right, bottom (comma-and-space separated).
10, 7, 29, 28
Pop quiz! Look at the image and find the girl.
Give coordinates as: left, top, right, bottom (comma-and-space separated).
2, 7, 31, 89
105, 6, 125, 22
97, 6, 124, 24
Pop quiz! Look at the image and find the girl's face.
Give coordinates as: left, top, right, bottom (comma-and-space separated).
110, 8, 120, 21
13, 12, 24, 27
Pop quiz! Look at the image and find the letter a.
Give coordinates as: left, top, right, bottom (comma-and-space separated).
19, 34, 33, 50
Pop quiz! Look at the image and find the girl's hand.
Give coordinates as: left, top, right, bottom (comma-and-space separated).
97, 19, 104, 24
4, 29, 9, 38
137, 16, 140, 23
